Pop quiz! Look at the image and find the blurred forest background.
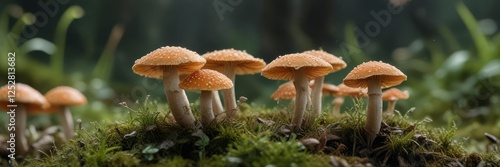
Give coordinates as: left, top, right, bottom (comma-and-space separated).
1, 0, 500, 147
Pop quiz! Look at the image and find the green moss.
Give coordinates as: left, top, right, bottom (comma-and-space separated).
20, 98, 499, 166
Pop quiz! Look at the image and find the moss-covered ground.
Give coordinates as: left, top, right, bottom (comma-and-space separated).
13, 98, 500, 167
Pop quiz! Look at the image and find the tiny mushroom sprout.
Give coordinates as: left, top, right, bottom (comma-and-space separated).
202, 49, 266, 119
271, 81, 296, 101
302, 50, 346, 118
343, 61, 407, 149
132, 46, 206, 128
180, 69, 233, 128
0, 83, 49, 156
262, 53, 332, 131
44, 86, 87, 139
381, 88, 409, 115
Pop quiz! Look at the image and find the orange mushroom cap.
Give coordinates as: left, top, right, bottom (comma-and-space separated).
302, 50, 346, 72
132, 46, 206, 78
343, 61, 406, 88
0, 83, 49, 109
261, 53, 333, 80
45, 86, 87, 106
382, 88, 409, 101
271, 81, 296, 100
180, 69, 233, 91
202, 49, 266, 75
335, 84, 367, 97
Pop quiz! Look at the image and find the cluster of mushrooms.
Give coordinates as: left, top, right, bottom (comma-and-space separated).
132, 46, 409, 148
0, 84, 87, 157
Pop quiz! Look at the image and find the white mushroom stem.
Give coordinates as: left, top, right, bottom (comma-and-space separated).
211, 90, 224, 115
200, 91, 215, 127
59, 106, 74, 139
221, 63, 238, 118
163, 65, 196, 128
14, 104, 29, 155
386, 100, 397, 115
311, 77, 324, 118
332, 96, 344, 115
292, 69, 308, 131
365, 76, 382, 149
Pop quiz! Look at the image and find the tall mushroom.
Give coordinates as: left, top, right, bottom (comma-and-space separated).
303, 50, 346, 118
262, 53, 332, 131
382, 88, 409, 115
0, 83, 49, 156
202, 49, 266, 118
44, 86, 87, 139
180, 69, 233, 127
133, 46, 206, 128
343, 61, 406, 149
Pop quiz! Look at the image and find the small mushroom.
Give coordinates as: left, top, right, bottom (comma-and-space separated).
44, 86, 87, 139
202, 49, 266, 118
132, 46, 206, 128
343, 61, 406, 149
180, 69, 233, 127
262, 53, 332, 131
303, 50, 346, 118
381, 88, 409, 115
271, 81, 296, 101
0, 83, 49, 156
331, 84, 367, 115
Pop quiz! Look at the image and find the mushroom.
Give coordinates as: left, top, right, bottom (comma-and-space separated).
262, 53, 332, 131
331, 84, 367, 115
202, 49, 266, 118
44, 86, 87, 139
132, 46, 206, 128
381, 88, 409, 115
0, 83, 49, 156
211, 90, 224, 116
271, 81, 296, 101
316, 83, 341, 115
343, 61, 406, 149
180, 69, 233, 127
303, 50, 346, 118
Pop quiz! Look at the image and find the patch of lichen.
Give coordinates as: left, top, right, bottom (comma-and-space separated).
20, 98, 499, 166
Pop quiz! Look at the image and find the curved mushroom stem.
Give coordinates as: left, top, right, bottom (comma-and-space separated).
59, 106, 74, 139
292, 69, 308, 131
311, 77, 324, 118
221, 63, 238, 118
14, 104, 29, 156
200, 91, 215, 128
365, 76, 382, 150
211, 90, 224, 115
332, 96, 344, 115
163, 66, 196, 128
385, 100, 397, 115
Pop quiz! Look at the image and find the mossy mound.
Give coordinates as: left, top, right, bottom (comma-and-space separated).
17, 99, 500, 166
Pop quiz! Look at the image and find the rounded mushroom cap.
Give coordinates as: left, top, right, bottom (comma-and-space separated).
202, 49, 266, 75
180, 69, 233, 91
132, 46, 206, 78
335, 84, 367, 97
343, 61, 407, 88
271, 81, 296, 100
322, 83, 340, 96
302, 50, 346, 72
261, 53, 333, 80
0, 83, 49, 109
382, 88, 409, 101
45, 86, 87, 106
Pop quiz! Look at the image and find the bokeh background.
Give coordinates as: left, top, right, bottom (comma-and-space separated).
1, 0, 499, 151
